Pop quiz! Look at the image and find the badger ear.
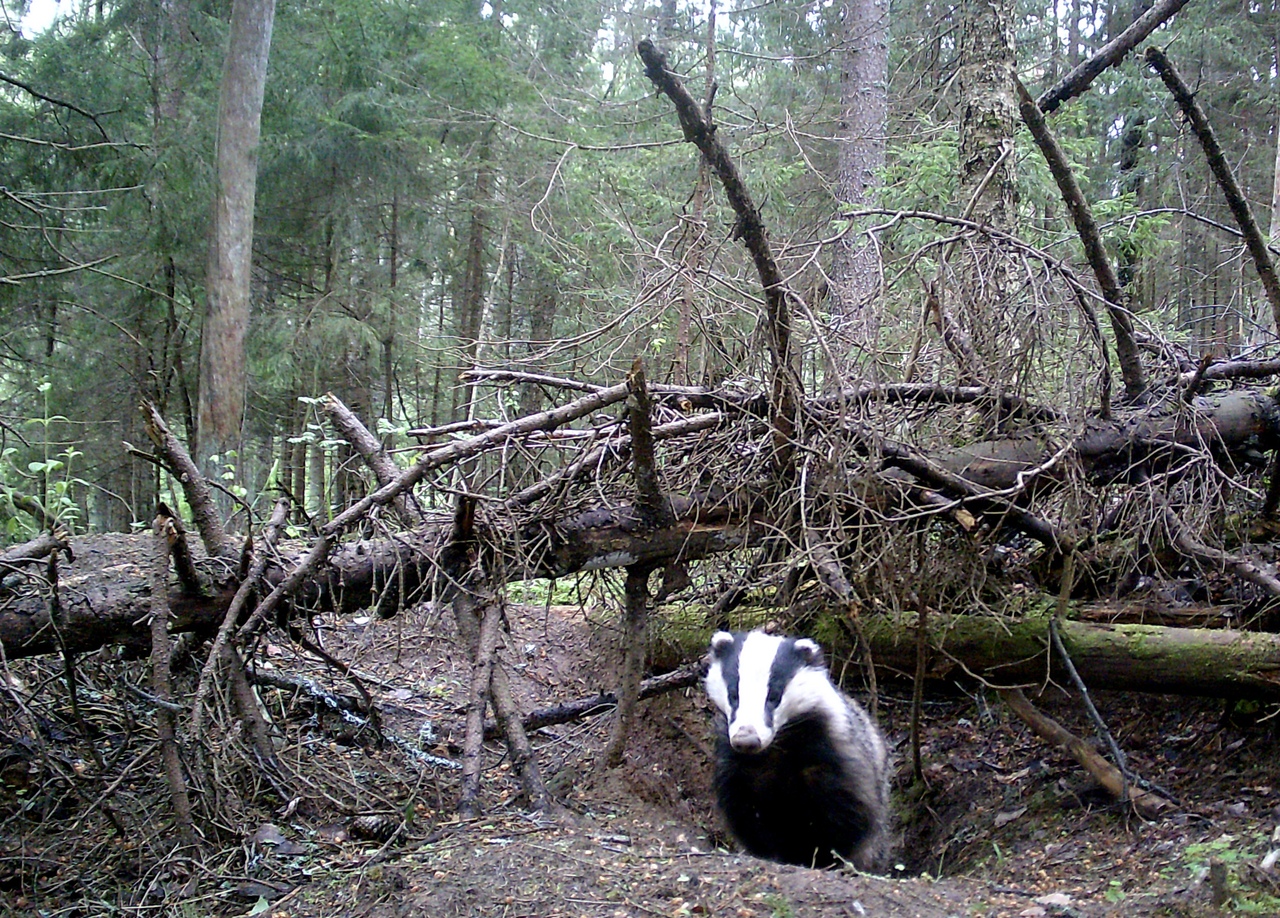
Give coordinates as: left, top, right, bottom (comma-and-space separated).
794, 638, 824, 667
709, 631, 735, 656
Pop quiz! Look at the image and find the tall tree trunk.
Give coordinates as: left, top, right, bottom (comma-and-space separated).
1116, 114, 1147, 295
456, 132, 493, 422
1265, 21, 1280, 342
831, 0, 889, 349
675, 0, 716, 386
383, 190, 399, 425
197, 0, 276, 466
956, 0, 1017, 231
307, 438, 326, 524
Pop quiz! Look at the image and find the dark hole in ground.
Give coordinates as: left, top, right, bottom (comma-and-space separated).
618, 667, 1280, 888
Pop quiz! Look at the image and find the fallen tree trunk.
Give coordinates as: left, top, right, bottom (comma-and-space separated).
925, 389, 1280, 491
860, 608, 1280, 700
0, 508, 756, 660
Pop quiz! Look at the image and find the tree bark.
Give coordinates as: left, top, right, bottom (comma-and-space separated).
831, 0, 889, 343
955, 0, 1017, 230
860, 609, 1280, 700
197, 0, 276, 466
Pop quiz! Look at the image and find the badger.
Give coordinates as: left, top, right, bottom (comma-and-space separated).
704, 629, 890, 869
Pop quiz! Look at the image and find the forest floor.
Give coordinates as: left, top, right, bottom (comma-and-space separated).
4, 598, 1280, 917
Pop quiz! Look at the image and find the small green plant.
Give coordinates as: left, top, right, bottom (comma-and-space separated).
2, 379, 89, 539
1181, 833, 1280, 913
761, 893, 796, 918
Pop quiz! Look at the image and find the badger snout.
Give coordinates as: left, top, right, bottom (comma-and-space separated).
729, 723, 769, 753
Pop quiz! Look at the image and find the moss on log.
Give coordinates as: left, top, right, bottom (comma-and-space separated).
859, 608, 1280, 700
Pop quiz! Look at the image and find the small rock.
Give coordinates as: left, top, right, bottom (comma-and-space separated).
1034, 893, 1073, 907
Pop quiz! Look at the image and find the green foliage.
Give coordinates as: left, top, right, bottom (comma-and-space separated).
1175, 834, 1280, 914
2, 0, 1278, 537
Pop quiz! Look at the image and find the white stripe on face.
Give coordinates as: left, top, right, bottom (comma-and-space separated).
728, 632, 784, 751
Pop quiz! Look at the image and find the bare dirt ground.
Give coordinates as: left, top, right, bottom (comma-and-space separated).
4, 599, 1280, 917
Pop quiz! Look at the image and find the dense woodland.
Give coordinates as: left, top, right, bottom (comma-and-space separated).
4, 0, 1280, 911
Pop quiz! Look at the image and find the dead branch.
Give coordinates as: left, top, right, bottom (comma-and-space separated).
638, 38, 801, 477
458, 580, 503, 818
286, 623, 380, 737
46, 549, 102, 770
247, 668, 366, 713
845, 207, 1115, 407
603, 361, 670, 768
5, 491, 56, 531
1036, 0, 1192, 114
191, 498, 290, 737
1047, 616, 1176, 809
0, 529, 70, 574
157, 502, 204, 595
460, 368, 605, 393
604, 564, 654, 768
626, 359, 673, 527
1016, 79, 1147, 403
504, 412, 726, 511
149, 514, 197, 847
815, 383, 1061, 423
487, 659, 708, 739
1181, 357, 1280, 384
998, 688, 1172, 818
1161, 504, 1280, 601
142, 401, 239, 561
488, 664, 550, 811
241, 381, 636, 641
926, 280, 986, 383
877, 438, 1065, 550
221, 643, 283, 781
323, 393, 425, 525
449, 561, 549, 809
1146, 47, 1280, 333
330, 401, 547, 806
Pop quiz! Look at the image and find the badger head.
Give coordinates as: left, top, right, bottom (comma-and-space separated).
704, 630, 835, 754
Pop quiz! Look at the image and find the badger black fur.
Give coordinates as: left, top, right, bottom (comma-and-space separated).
704, 630, 890, 869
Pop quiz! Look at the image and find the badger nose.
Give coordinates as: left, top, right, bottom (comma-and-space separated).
730, 725, 764, 753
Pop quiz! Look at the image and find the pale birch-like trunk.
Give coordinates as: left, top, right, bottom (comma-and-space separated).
197, 0, 276, 466
831, 0, 889, 351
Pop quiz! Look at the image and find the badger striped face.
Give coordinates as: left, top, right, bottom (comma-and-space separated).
705, 630, 834, 754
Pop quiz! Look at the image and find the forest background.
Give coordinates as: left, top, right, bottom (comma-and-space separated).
4, 0, 1271, 532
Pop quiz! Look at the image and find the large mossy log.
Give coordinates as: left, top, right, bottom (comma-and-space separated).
861, 608, 1280, 700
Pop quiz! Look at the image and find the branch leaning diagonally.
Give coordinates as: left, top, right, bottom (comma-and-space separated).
1036, 0, 1192, 114
1146, 47, 1280, 334
236, 382, 633, 641
1016, 79, 1147, 403
637, 39, 801, 479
